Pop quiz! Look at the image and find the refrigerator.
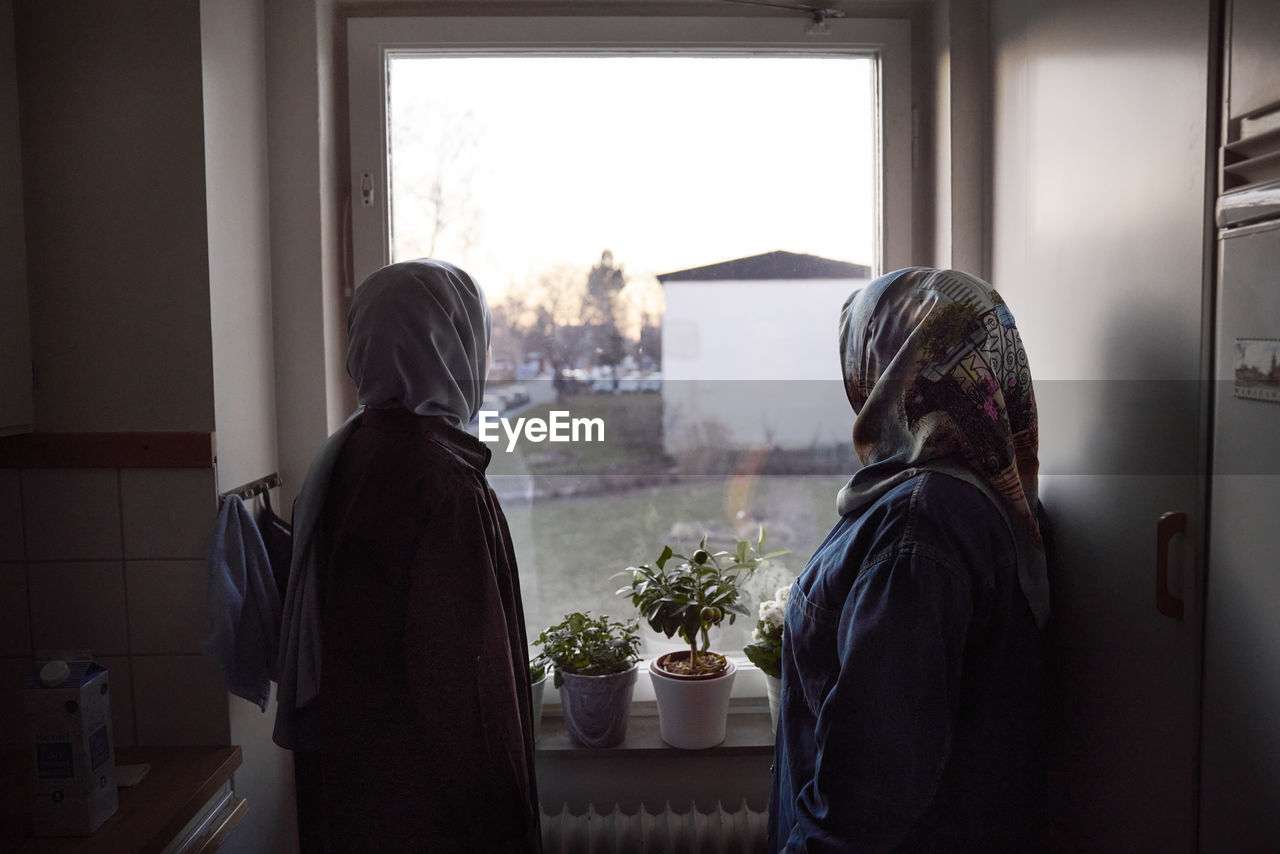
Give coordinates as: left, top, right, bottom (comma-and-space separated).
1197, 0, 1280, 847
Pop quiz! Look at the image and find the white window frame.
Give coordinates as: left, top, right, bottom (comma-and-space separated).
347, 15, 914, 288
345, 14, 913, 706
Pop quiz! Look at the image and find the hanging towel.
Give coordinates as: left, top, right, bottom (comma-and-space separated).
203, 494, 282, 712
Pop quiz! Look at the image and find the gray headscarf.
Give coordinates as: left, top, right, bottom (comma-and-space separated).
346, 258, 490, 426
275, 259, 491, 750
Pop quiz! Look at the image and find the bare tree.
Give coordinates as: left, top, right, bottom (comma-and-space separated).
390, 98, 485, 262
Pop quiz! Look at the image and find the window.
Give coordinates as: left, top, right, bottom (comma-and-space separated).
347, 15, 913, 676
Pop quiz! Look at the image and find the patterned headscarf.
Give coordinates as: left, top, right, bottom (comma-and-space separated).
835, 267, 1049, 628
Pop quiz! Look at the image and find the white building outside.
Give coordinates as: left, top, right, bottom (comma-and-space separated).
659, 251, 872, 454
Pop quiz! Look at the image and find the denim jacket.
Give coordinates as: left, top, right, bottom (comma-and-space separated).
768, 471, 1046, 852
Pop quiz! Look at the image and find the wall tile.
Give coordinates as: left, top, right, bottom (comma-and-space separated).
132, 654, 229, 746
22, 469, 121, 561
0, 562, 30, 657
97, 655, 135, 749
0, 656, 33, 750
121, 469, 216, 560
0, 470, 22, 560
126, 560, 206, 655
27, 562, 129, 657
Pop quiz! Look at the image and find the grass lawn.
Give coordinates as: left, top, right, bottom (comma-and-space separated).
488, 392, 670, 477
504, 472, 850, 652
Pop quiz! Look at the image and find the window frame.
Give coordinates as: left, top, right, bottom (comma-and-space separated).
346, 14, 914, 288
344, 14, 914, 706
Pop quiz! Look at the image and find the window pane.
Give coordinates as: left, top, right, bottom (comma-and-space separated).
387, 55, 875, 655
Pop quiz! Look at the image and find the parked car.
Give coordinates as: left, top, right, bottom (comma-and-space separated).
618, 371, 643, 393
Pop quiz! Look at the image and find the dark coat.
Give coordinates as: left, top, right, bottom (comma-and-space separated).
316, 407, 540, 853
769, 471, 1046, 852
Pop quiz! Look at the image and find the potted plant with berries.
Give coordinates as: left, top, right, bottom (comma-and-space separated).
743, 585, 791, 733
617, 527, 787, 749
532, 612, 642, 748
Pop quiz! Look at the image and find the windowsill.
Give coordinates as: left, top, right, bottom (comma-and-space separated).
534, 698, 775, 758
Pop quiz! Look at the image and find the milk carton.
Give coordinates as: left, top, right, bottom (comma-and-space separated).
23, 657, 119, 836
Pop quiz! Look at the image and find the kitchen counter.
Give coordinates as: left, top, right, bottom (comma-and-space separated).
2, 746, 244, 854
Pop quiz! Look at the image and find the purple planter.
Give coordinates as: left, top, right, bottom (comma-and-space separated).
558, 665, 639, 748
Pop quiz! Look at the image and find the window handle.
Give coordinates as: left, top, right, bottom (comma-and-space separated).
1156, 511, 1186, 620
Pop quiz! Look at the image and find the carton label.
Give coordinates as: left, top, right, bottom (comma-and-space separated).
36, 742, 74, 779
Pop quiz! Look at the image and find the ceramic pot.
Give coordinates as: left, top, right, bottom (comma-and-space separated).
765, 674, 782, 734
559, 665, 639, 748
648, 653, 737, 750
531, 672, 549, 742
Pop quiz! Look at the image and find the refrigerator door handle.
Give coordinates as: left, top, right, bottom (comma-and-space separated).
1156, 511, 1187, 620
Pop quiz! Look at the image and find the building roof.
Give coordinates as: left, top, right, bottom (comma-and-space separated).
656, 251, 871, 283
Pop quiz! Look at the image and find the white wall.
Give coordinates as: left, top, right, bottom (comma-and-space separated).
930, 0, 990, 276
200, 2, 299, 853
661, 277, 866, 450
266, 0, 344, 510
203, 0, 279, 494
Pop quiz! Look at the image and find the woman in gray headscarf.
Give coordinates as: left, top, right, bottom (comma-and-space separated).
275, 259, 540, 853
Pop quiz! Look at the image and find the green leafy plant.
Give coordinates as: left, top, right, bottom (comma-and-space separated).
532, 612, 641, 689
616, 526, 788, 676
529, 658, 547, 685
742, 586, 791, 679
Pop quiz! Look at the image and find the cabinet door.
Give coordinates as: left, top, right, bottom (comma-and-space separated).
1199, 221, 1280, 851
989, 0, 1212, 849
0, 0, 32, 435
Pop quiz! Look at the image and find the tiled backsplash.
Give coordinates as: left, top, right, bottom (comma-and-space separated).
0, 467, 229, 749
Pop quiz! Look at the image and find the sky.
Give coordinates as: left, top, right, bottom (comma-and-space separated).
388, 55, 876, 300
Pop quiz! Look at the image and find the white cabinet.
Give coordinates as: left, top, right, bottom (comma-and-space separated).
0, 0, 32, 436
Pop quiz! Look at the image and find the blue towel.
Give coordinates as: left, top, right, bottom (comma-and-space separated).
203, 494, 282, 711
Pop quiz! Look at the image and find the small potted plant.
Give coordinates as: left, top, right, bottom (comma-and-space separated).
529, 657, 550, 742
617, 527, 787, 749
532, 612, 642, 748
743, 585, 791, 733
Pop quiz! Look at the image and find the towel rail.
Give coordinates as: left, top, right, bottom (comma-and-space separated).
219, 473, 281, 503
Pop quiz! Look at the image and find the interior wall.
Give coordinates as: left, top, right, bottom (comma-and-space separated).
14, 0, 215, 433
930, 0, 990, 276
200, 2, 300, 853
266, 0, 343, 511
203, 0, 279, 494
1, 0, 231, 763
987, 0, 1214, 849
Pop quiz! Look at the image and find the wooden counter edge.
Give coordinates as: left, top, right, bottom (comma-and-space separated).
132, 746, 243, 854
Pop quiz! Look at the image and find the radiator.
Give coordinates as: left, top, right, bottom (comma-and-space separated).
540, 801, 769, 854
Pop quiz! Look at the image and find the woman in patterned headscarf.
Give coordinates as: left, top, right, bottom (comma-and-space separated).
769, 267, 1049, 853
275, 259, 540, 853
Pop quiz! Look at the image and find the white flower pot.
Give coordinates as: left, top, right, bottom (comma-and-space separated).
531, 673, 549, 742
649, 655, 737, 750
765, 674, 782, 734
